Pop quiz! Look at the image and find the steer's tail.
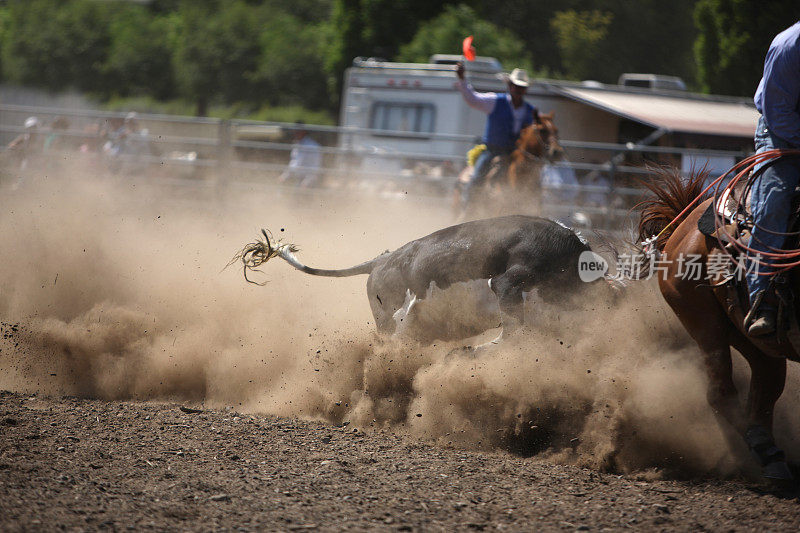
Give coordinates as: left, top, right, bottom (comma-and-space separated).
228, 229, 380, 285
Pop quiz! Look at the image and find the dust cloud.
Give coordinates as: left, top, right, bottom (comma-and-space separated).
1, 162, 798, 478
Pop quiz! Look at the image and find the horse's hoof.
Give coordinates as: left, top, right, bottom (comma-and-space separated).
763, 460, 794, 482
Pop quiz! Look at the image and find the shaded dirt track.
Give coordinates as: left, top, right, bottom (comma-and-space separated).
1, 390, 799, 532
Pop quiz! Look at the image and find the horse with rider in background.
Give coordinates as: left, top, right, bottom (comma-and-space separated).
453, 113, 565, 220
453, 59, 566, 220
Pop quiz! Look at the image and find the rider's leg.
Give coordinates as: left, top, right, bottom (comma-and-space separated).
461, 150, 494, 210
745, 116, 800, 335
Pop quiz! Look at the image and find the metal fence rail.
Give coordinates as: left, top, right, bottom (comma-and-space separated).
0, 102, 753, 231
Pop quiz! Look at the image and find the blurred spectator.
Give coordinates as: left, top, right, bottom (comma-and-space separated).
43, 116, 71, 152
121, 112, 154, 159
7, 116, 43, 169
79, 122, 104, 153
102, 116, 127, 157
279, 122, 322, 187
101, 113, 149, 156
541, 161, 579, 203
582, 172, 612, 206
100, 113, 154, 175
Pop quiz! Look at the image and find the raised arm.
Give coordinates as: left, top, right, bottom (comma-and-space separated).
455, 61, 496, 114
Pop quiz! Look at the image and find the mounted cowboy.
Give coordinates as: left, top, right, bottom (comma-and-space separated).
455, 61, 540, 213
745, 21, 800, 337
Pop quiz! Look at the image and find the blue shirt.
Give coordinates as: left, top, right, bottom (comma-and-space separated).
483, 95, 535, 150
754, 21, 800, 147
456, 80, 536, 149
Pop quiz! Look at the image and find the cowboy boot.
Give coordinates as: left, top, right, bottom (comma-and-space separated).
747, 308, 777, 337
744, 289, 777, 337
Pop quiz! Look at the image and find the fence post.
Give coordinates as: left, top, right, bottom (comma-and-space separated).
607, 159, 617, 229
217, 119, 232, 177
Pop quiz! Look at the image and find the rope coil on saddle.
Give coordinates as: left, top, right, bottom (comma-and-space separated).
644, 149, 800, 277
712, 149, 800, 275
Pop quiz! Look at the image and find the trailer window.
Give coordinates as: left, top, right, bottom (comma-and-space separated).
370, 102, 435, 137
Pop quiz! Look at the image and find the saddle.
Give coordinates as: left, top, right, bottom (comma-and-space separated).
697, 179, 800, 338
696, 179, 750, 240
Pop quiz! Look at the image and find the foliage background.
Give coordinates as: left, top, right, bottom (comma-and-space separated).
0, 0, 795, 122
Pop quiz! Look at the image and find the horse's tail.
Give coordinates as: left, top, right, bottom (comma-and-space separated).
636, 166, 710, 252
228, 229, 381, 285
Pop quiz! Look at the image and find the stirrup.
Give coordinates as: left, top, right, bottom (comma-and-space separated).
773, 274, 793, 333
748, 313, 776, 337
743, 289, 768, 331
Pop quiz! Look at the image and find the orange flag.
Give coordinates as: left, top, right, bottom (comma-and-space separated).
462, 36, 476, 61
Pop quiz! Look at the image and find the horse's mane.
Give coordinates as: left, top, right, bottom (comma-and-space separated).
636, 166, 711, 251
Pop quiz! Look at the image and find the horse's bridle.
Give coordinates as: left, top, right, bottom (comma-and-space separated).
518, 121, 561, 163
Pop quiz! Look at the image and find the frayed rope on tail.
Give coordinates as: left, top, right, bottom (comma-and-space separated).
225, 229, 298, 286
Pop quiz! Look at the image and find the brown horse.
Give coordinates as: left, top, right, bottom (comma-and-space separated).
454, 112, 564, 218
637, 167, 797, 482
508, 111, 564, 190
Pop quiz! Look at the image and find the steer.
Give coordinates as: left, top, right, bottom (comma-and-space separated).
233, 215, 609, 344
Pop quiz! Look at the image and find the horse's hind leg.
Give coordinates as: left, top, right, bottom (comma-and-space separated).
730, 334, 792, 481
661, 286, 743, 439
677, 295, 792, 481
673, 312, 772, 475
690, 339, 743, 435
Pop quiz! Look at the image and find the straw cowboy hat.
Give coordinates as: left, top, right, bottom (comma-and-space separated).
508, 68, 530, 87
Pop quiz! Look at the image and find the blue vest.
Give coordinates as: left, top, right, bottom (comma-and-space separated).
483, 94, 536, 151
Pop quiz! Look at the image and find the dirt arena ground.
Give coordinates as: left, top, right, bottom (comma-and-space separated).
1, 390, 799, 532
2, 164, 799, 530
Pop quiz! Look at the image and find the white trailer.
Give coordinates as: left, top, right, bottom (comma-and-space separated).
337, 55, 537, 176
336, 53, 758, 206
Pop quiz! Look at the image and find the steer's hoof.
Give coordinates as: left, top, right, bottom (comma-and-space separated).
763, 460, 794, 481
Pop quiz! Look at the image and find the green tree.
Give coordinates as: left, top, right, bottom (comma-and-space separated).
261, 0, 332, 23
473, 0, 581, 77
360, 0, 451, 59
105, 8, 178, 100
255, 12, 330, 110
0, 6, 9, 82
148, 0, 183, 15
550, 10, 612, 81
324, 0, 450, 107
172, 0, 263, 115
397, 4, 533, 72
547, 1, 697, 85
2, 0, 113, 93
694, 0, 799, 96
323, 0, 365, 108
599, 0, 697, 86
